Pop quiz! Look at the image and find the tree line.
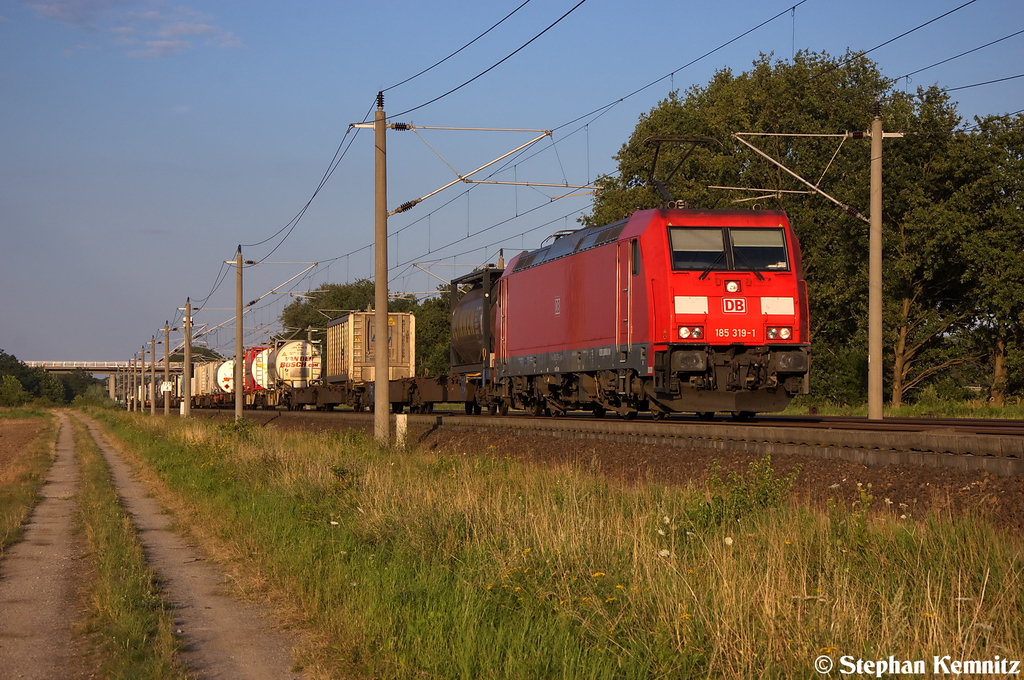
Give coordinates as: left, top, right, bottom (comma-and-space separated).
0, 350, 108, 407
584, 51, 1022, 407
279, 51, 1020, 407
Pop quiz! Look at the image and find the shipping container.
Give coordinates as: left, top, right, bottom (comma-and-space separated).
324, 311, 415, 383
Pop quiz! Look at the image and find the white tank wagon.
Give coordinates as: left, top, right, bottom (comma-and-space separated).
268, 340, 322, 388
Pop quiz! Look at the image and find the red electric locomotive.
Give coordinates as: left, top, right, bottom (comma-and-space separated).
488, 208, 810, 419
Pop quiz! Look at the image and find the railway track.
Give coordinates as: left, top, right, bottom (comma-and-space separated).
237, 410, 1024, 477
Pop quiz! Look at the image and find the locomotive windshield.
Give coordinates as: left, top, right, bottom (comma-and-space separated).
669, 227, 789, 272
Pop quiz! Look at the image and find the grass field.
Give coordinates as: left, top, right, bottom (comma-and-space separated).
0, 408, 55, 553
91, 410, 1023, 678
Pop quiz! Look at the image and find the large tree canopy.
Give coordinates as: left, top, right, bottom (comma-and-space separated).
586, 51, 1014, 405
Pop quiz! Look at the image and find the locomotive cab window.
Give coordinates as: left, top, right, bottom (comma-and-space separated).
669, 227, 789, 272
731, 228, 789, 271
669, 228, 725, 271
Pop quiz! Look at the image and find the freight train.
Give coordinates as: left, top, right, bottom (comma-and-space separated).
188, 207, 810, 420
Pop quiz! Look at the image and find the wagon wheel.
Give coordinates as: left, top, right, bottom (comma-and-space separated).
730, 411, 755, 422
696, 411, 715, 421
498, 401, 509, 416
528, 401, 544, 418
592, 405, 606, 418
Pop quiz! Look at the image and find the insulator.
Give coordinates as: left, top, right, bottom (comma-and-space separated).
391, 122, 411, 131
395, 200, 419, 213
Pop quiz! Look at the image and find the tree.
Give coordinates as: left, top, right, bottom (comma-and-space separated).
0, 375, 30, 407
279, 280, 377, 336
956, 113, 1024, 403
584, 51, 984, 406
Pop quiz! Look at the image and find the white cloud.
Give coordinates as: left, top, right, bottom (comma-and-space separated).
157, 21, 214, 38
213, 31, 242, 49
29, 0, 132, 28
127, 39, 189, 58
29, 1, 241, 57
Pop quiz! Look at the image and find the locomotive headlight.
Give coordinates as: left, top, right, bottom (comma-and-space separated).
725, 280, 741, 293
767, 328, 779, 339
678, 327, 691, 339
691, 327, 703, 339
780, 327, 792, 340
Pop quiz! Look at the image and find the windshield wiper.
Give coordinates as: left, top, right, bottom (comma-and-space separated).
697, 251, 726, 280
733, 250, 766, 280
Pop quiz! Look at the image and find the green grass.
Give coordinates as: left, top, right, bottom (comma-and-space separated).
0, 408, 55, 552
71, 415, 189, 679
90, 411, 1024, 678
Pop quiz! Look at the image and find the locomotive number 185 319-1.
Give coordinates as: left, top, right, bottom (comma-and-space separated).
714, 328, 758, 339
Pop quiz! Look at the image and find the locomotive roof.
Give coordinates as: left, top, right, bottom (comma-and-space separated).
507, 208, 789, 275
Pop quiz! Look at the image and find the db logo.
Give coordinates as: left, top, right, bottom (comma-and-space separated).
723, 298, 747, 314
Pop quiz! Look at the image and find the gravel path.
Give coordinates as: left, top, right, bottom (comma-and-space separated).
73, 413, 304, 679
0, 412, 92, 679
0, 412, 304, 679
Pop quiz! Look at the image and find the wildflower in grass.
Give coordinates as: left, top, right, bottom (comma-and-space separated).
592, 572, 605, 578
606, 597, 617, 603
724, 536, 734, 546
657, 529, 666, 536
658, 550, 671, 558
615, 585, 624, 590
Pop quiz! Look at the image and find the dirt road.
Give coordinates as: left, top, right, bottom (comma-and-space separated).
0, 412, 304, 679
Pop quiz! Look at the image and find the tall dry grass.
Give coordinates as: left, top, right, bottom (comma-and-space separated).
96, 412, 1023, 678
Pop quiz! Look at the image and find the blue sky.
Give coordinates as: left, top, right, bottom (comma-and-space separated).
2, 0, 1021, 362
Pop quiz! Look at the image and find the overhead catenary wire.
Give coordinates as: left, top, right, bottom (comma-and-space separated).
382, 0, 535, 92
389, 0, 592, 120
171, 0, 1020, 345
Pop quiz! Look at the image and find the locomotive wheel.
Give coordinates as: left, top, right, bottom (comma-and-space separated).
651, 409, 667, 421
621, 410, 637, 421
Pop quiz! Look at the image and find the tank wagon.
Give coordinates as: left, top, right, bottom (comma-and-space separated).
189, 340, 322, 409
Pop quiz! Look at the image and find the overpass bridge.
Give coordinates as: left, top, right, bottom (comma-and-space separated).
25, 361, 186, 403
24, 361, 184, 374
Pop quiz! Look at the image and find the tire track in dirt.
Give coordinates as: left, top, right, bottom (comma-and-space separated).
0, 412, 93, 679
71, 413, 304, 679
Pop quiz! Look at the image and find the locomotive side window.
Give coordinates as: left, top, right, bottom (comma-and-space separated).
669, 228, 726, 271
731, 228, 789, 271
